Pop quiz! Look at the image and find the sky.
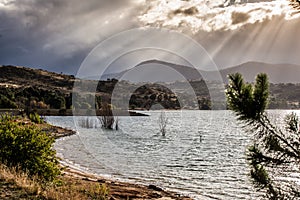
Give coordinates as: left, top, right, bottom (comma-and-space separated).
1, 0, 300, 74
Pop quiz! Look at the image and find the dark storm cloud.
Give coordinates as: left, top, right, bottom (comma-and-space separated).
231, 12, 250, 25
2, 0, 300, 75
0, 0, 140, 74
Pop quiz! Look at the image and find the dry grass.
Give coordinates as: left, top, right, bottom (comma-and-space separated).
0, 163, 41, 196
0, 163, 109, 200
42, 177, 109, 200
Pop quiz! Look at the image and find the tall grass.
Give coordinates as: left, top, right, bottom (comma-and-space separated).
0, 163, 41, 196
0, 163, 109, 200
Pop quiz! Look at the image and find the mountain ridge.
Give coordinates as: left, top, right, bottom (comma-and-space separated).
102, 60, 300, 83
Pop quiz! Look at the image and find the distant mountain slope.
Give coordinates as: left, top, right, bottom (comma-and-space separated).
102, 60, 300, 83
2, 64, 300, 111
101, 60, 204, 82
0, 65, 75, 91
221, 62, 300, 83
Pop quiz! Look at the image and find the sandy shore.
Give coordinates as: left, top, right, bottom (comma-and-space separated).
61, 164, 192, 200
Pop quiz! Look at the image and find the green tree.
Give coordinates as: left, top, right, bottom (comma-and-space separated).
226, 73, 300, 199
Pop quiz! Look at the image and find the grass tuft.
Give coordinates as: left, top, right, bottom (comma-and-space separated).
0, 163, 109, 200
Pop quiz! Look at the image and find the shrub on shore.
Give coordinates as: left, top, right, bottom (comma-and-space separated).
29, 112, 44, 124
0, 114, 109, 199
0, 114, 60, 182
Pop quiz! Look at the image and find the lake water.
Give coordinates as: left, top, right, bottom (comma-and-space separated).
46, 110, 295, 199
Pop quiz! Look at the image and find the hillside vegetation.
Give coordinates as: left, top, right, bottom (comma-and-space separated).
1, 65, 300, 111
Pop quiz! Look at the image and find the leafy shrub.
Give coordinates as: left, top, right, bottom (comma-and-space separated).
0, 114, 60, 182
29, 112, 44, 124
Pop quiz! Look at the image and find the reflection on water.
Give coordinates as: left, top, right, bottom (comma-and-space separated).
47, 110, 270, 199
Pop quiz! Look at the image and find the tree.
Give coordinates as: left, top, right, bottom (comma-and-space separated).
226, 73, 300, 199
98, 103, 118, 130
158, 111, 168, 136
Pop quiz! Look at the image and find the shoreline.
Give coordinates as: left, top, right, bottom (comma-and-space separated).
60, 161, 192, 200
47, 120, 193, 200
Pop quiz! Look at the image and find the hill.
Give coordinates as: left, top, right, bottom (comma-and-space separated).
221, 62, 300, 83
103, 60, 300, 84
0, 65, 75, 90
1, 64, 300, 111
0, 65, 189, 112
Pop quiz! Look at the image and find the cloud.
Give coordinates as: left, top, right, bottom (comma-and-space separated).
193, 15, 300, 69
1, 0, 300, 74
135, 0, 300, 69
139, 0, 300, 32
231, 11, 250, 24
0, 0, 141, 74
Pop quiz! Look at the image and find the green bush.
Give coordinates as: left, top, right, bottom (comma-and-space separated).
0, 114, 60, 182
29, 112, 44, 124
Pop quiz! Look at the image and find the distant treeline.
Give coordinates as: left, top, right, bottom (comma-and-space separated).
1, 64, 300, 111
2, 79, 300, 112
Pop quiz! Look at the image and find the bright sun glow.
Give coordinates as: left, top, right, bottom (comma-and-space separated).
0, 0, 15, 9
139, 0, 300, 33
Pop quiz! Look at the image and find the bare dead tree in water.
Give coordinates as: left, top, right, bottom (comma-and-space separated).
158, 111, 168, 136
98, 103, 118, 130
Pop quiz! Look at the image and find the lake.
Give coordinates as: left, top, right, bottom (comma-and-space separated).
46, 110, 295, 199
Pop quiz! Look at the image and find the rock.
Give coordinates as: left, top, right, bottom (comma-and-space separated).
97, 179, 106, 183
148, 184, 163, 191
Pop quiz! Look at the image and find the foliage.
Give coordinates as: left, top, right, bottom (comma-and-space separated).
0, 114, 60, 182
3, 76, 300, 111
85, 183, 109, 200
0, 86, 69, 110
226, 73, 300, 199
226, 73, 269, 120
29, 112, 44, 124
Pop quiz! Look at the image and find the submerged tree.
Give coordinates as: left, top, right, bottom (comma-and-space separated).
158, 111, 168, 136
98, 103, 118, 130
226, 73, 300, 199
